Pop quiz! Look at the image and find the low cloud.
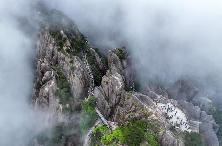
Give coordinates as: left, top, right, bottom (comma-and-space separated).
0, 0, 52, 145
43, 0, 222, 96
1, 0, 222, 145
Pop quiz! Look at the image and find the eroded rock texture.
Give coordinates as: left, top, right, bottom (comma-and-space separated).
32, 9, 220, 146
32, 10, 106, 146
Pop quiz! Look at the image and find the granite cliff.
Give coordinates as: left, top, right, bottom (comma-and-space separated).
31, 9, 220, 146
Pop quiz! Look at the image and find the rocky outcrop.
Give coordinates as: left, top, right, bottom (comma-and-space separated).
95, 50, 152, 123
200, 111, 219, 146
147, 77, 220, 146
32, 8, 221, 146
33, 9, 107, 110
108, 48, 136, 90
32, 9, 107, 146
178, 96, 219, 146
94, 71, 125, 118
94, 49, 186, 146
33, 31, 88, 111
160, 131, 184, 146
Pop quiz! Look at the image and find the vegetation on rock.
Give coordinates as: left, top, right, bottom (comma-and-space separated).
86, 50, 105, 86
49, 30, 67, 52
68, 33, 89, 56
115, 47, 127, 61
54, 66, 74, 113
92, 120, 159, 146
49, 27, 106, 87
80, 96, 98, 133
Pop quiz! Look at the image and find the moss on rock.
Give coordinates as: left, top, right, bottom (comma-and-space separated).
115, 47, 127, 61
91, 120, 159, 146
53, 66, 74, 113
80, 96, 98, 133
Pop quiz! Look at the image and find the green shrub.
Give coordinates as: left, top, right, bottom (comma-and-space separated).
145, 133, 159, 146
68, 33, 89, 56
49, 28, 89, 57
92, 120, 159, 146
80, 96, 98, 133
91, 124, 110, 144
101, 128, 125, 145
115, 48, 127, 60
82, 96, 96, 113
54, 66, 73, 113
86, 50, 104, 86
49, 30, 66, 51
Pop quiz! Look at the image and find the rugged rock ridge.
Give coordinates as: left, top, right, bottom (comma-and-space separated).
144, 80, 220, 146
179, 100, 219, 146
32, 10, 107, 146
167, 79, 219, 146
94, 50, 186, 146
95, 50, 151, 122
32, 9, 220, 146
33, 9, 107, 110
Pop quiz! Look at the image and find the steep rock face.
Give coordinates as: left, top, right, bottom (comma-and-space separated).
94, 71, 125, 118
178, 96, 219, 146
33, 30, 89, 111
32, 9, 221, 146
200, 111, 219, 146
33, 31, 56, 108
33, 9, 107, 111
32, 10, 107, 146
108, 50, 123, 75
109, 48, 136, 90
94, 50, 185, 146
95, 51, 151, 123
93, 48, 219, 146
160, 131, 184, 146
146, 77, 220, 146
94, 48, 138, 120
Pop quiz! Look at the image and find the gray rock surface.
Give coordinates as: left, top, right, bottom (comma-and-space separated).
32, 9, 221, 146
95, 51, 151, 123
94, 49, 185, 146
160, 131, 184, 146
192, 96, 214, 113
32, 10, 106, 145
179, 100, 219, 146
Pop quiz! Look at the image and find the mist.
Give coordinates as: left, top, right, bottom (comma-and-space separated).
0, 0, 53, 145
2, 0, 222, 145
42, 0, 222, 99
